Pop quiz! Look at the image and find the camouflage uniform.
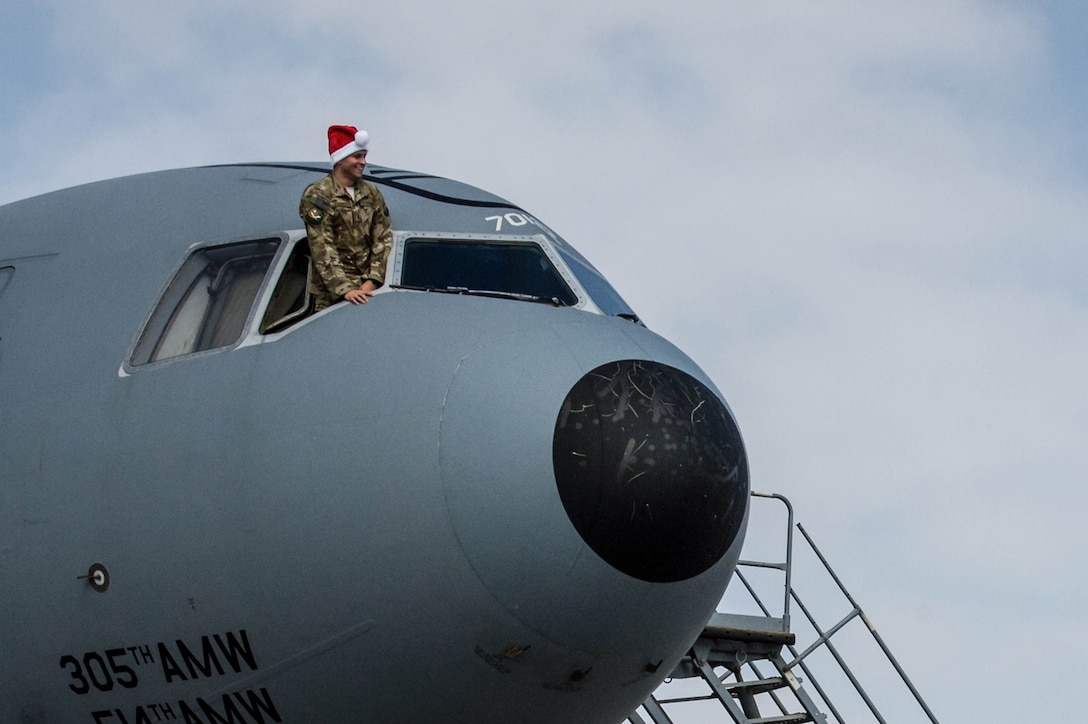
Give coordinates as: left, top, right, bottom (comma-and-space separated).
298, 174, 393, 311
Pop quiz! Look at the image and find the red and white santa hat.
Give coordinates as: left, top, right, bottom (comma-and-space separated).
328, 125, 370, 165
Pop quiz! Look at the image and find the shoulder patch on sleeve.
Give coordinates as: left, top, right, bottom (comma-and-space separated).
311, 196, 330, 211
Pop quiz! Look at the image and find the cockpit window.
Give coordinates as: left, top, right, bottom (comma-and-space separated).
553, 246, 639, 320
131, 239, 277, 365
260, 241, 313, 333
399, 238, 578, 306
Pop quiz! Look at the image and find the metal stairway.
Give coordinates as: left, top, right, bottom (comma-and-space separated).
627, 493, 941, 724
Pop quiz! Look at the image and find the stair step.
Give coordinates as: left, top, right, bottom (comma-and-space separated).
725, 677, 789, 696
749, 714, 812, 724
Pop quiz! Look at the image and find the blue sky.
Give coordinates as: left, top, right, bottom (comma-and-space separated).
3, 2, 1087, 721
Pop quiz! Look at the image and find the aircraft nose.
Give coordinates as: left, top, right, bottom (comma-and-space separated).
438, 323, 748, 657
552, 360, 748, 583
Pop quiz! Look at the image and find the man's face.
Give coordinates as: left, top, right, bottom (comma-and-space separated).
336, 150, 368, 183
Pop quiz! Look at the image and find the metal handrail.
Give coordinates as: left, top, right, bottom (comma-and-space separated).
729, 494, 941, 724
735, 491, 795, 628
795, 523, 941, 724
634, 491, 942, 724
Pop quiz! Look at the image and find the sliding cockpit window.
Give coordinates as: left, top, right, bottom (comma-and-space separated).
398, 238, 578, 306
259, 240, 313, 334
131, 239, 278, 365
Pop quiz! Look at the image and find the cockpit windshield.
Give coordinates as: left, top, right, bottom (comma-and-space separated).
396, 238, 578, 306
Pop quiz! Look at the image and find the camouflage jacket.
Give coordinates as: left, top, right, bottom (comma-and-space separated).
298, 174, 393, 310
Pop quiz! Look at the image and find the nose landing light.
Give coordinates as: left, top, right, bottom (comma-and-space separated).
553, 360, 749, 583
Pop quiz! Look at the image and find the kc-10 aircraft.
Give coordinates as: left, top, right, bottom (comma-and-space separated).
0, 161, 749, 723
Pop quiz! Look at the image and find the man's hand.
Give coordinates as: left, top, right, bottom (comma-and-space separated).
344, 280, 378, 305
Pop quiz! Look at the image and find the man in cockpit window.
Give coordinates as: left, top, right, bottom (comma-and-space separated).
299, 124, 393, 311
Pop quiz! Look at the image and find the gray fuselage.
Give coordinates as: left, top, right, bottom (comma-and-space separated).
0, 163, 749, 723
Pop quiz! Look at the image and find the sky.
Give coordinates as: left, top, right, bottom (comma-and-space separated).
3, 1, 1086, 721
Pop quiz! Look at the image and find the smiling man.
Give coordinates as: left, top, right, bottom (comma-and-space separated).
299, 124, 393, 310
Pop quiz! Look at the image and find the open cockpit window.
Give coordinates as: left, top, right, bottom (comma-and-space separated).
397, 238, 578, 306
260, 240, 313, 334
132, 240, 278, 365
